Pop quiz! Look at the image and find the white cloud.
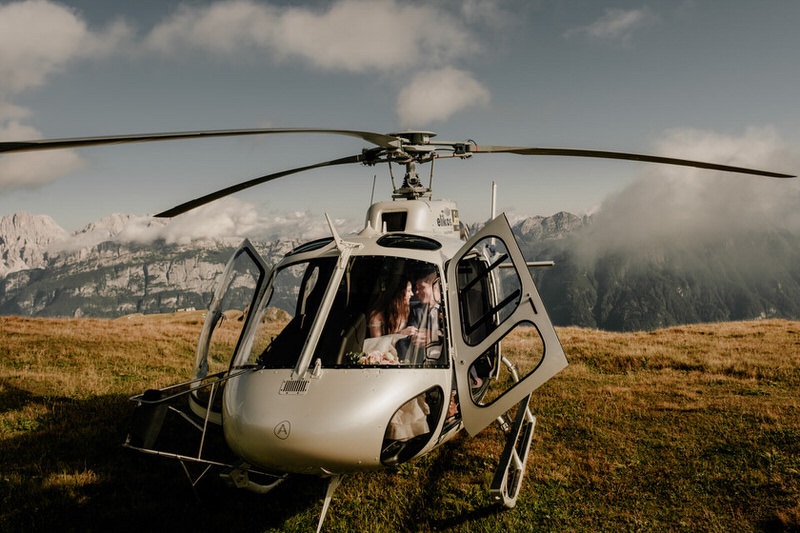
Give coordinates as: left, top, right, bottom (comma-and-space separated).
47, 197, 362, 254
579, 126, 800, 259
144, 1, 276, 59
652, 126, 793, 173
0, 121, 86, 189
0, 0, 131, 95
1, 0, 493, 192
395, 67, 491, 127
0, 0, 131, 190
121, 198, 348, 245
458, 0, 510, 28
145, 0, 478, 72
145, 0, 490, 127
0, 0, 90, 93
565, 7, 656, 45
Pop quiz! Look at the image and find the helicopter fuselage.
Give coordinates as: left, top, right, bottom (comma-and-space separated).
197, 199, 469, 475
180, 197, 567, 491
223, 366, 454, 474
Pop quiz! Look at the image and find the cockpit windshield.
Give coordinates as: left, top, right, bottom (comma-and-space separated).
248, 257, 336, 369
240, 254, 448, 370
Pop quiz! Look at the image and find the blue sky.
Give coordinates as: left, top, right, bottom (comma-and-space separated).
1, 0, 798, 241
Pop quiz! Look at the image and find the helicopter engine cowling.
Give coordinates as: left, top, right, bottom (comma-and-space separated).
222, 366, 450, 475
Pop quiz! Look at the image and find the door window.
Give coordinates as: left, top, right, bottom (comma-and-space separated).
447, 216, 567, 435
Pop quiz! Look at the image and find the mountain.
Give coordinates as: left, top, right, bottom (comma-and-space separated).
522, 224, 800, 330
0, 213, 295, 317
0, 212, 69, 277
2, 211, 799, 330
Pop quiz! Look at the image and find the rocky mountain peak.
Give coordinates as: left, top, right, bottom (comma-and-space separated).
515, 211, 587, 240
0, 212, 70, 276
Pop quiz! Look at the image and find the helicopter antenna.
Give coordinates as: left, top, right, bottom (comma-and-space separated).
365, 175, 378, 230
491, 180, 497, 220
325, 213, 362, 262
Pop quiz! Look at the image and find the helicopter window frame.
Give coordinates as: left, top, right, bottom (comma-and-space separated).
286, 237, 335, 257
239, 255, 339, 370
455, 246, 522, 348
205, 244, 268, 374
377, 234, 442, 251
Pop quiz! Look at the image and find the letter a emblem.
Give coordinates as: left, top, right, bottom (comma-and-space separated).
274, 420, 291, 440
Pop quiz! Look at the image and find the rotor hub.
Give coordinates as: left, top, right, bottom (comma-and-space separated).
389, 131, 436, 145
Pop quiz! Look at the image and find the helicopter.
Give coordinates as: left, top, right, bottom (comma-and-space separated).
0, 128, 793, 530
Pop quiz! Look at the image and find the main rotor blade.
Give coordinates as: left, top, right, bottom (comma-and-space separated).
468, 145, 795, 178
155, 153, 364, 218
0, 128, 400, 154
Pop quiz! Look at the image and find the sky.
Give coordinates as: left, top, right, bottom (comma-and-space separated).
1, 0, 799, 243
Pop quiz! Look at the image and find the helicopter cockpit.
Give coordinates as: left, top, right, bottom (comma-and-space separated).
245, 252, 449, 372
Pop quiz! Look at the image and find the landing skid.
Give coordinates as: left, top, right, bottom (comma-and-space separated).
317, 475, 343, 533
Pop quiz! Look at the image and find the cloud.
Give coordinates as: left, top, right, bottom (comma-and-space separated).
565, 7, 656, 45
145, 0, 478, 72
0, 0, 131, 190
143, 0, 490, 125
576, 126, 800, 260
156, 200, 361, 244
50, 197, 358, 252
0, 0, 131, 95
144, 1, 276, 59
458, 0, 511, 28
395, 67, 491, 127
1, 0, 495, 193
0, 121, 86, 189
129, 198, 353, 245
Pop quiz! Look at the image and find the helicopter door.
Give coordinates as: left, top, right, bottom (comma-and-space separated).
190, 240, 269, 421
446, 214, 567, 436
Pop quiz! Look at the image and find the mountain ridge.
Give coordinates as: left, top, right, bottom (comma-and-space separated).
2, 210, 799, 330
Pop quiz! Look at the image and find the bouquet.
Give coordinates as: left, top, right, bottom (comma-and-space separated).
348, 350, 399, 365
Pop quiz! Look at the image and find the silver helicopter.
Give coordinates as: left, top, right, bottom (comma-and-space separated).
1, 129, 792, 530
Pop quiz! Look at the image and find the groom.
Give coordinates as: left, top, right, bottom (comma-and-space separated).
401, 265, 444, 364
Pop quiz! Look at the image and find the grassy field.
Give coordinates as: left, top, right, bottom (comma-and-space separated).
1, 313, 799, 532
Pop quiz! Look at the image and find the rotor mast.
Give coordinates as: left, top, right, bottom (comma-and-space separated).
388, 131, 438, 200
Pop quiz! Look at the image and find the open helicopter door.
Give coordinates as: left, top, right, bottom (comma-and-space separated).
189, 239, 270, 423
446, 214, 568, 436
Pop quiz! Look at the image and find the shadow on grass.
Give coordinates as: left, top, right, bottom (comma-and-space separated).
403, 432, 508, 531
0, 382, 327, 532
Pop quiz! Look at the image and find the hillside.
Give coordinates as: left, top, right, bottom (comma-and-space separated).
1, 314, 798, 531
519, 222, 800, 330
0, 212, 296, 317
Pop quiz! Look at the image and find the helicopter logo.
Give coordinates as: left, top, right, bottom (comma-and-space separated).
274, 421, 291, 440
1, 128, 792, 531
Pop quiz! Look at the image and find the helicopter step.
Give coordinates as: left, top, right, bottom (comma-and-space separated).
490, 394, 536, 508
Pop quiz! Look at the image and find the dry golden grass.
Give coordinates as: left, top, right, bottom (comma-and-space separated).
1, 314, 798, 532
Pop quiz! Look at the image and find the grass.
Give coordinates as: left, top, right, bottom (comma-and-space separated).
1, 313, 799, 532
